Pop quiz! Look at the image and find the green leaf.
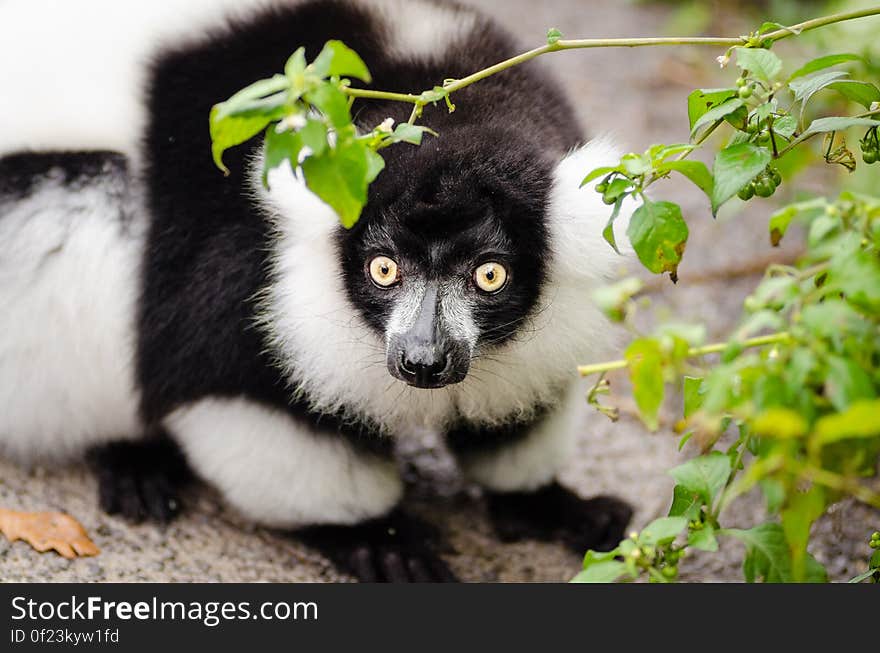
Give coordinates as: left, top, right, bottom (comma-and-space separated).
788, 54, 861, 81
364, 148, 385, 184
711, 143, 772, 213
789, 70, 850, 108
580, 166, 619, 187
657, 160, 713, 199
649, 143, 697, 161
301, 138, 371, 228
621, 153, 651, 176
390, 123, 435, 145
724, 523, 826, 583
688, 524, 718, 551
771, 114, 797, 138
825, 357, 874, 411
812, 400, 880, 448
668, 484, 702, 520
571, 560, 627, 583
800, 116, 880, 140
669, 452, 731, 508
592, 277, 643, 321
639, 516, 688, 546
760, 478, 785, 514
299, 118, 329, 156
687, 88, 736, 131
625, 200, 688, 280
262, 126, 303, 187
734, 47, 783, 83
210, 106, 275, 174
624, 338, 664, 431
781, 485, 826, 582
827, 80, 880, 109
768, 198, 825, 246
310, 40, 372, 82
601, 194, 627, 255
547, 27, 563, 45
683, 375, 704, 419
216, 75, 290, 119
305, 83, 352, 128
751, 407, 808, 439
849, 569, 879, 583
690, 98, 745, 139
285, 47, 307, 82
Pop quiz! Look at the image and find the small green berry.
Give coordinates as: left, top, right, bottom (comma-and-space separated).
871, 531, 879, 540
662, 565, 678, 578
736, 77, 747, 87
595, 181, 608, 193
738, 183, 755, 201
738, 85, 753, 99
755, 178, 775, 197
770, 167, 782, 185
864, 149, 878, 164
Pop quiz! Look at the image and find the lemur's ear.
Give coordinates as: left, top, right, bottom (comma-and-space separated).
546, 139, 635, 282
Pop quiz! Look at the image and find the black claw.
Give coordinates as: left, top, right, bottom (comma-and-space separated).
88, 435, 192, 525
487, 482, 633, 554
298, 510, 458, 583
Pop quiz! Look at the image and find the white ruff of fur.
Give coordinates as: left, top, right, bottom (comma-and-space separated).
254, 139, 631, 436
0, 174, 145, 461
460, 385, 581, 492
165, 397, 403, 527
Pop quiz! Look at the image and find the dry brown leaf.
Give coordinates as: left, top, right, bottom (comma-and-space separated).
0, 507, 100, 559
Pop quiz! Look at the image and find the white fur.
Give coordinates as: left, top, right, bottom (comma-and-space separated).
459, 384, 581, 492
368, 0, 479, 61
256, 138, 631, 456
0, 0, 278, 161
164, 397, 403, 527
0, 0, 480, 162
0, 173, 145, 461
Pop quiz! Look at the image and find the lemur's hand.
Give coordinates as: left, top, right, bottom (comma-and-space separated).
487, 482, 632, 554
89, 436, 192, 524
299, 510, 457, 583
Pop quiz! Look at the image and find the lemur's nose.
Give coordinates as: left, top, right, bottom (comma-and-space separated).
399, 347, 448, 388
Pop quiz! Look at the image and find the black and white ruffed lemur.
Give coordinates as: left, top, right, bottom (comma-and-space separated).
0, 0, 633, 581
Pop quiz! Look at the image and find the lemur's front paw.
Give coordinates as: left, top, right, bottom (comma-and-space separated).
487, 482, 632, 553
299, 510, 458, 583
89, 437, 192, 524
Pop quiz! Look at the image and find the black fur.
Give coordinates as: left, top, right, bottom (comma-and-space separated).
85, 0, 620, 578
486, 483, 633, 554
89, 435, 192, 523
0, 151, 127, 201
299, 509, 457, 582
137, 0, 581, 427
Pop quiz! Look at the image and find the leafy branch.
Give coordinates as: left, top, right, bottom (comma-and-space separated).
209, 8, 880, 229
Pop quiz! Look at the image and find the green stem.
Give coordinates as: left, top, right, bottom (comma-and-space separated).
577, 331, 790, 377
760, 6, 880, 43
341, 87, 422, 103
340, 8, 880, 106
775, 107, 880, 159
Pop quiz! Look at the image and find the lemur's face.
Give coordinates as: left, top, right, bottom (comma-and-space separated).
338, 130, 554, 389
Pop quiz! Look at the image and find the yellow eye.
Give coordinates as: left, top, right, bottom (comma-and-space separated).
368, 255, 400, 287
474, 262, 508, 293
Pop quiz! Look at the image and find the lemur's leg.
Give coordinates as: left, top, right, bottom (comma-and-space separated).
88, 432, 192, 524
163, 396, 454, 582
447, 394, 632, 553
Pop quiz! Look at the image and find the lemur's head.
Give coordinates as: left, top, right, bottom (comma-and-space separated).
337, 126, 552, 389
257, 130, 627, 424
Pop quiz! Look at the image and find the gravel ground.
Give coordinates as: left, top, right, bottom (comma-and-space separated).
1, 0, 877, 583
